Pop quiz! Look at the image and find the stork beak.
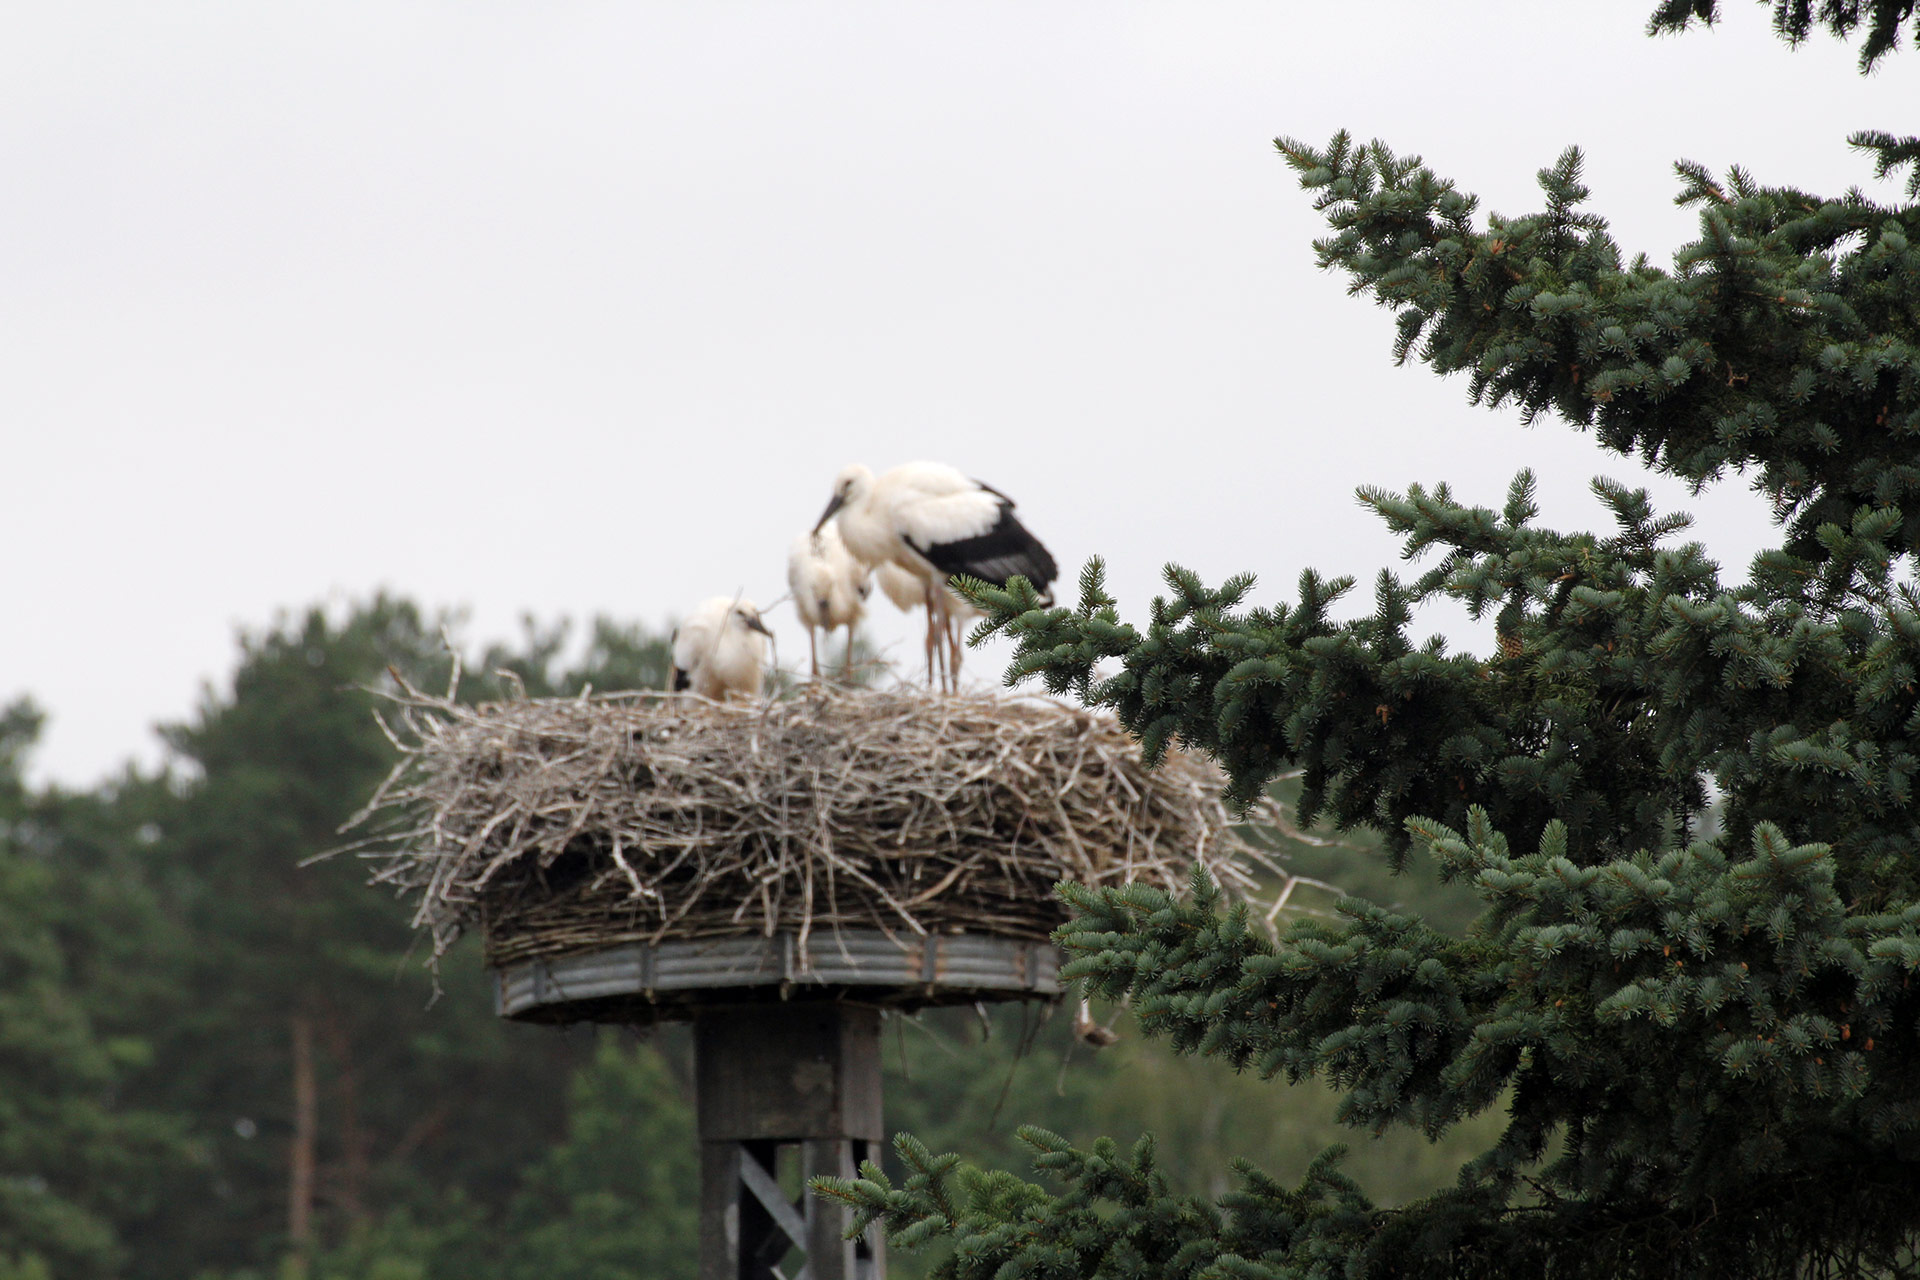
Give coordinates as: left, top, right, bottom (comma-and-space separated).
813, 493, 845, 533
744, 611, 773, 638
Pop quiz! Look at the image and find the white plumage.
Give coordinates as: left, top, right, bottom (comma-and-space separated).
669, 596, 772, 701
816, 461, 1055, 690
873, 560, 929, 613
788, 523, 871, 678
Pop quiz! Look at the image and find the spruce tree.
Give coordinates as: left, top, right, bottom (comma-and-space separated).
819, 8, 1920, 1277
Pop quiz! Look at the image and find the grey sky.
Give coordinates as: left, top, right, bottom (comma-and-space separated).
3, 3, 1909, 785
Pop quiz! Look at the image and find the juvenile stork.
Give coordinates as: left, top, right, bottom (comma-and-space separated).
669, 596, 773, 701
815, 462, 1056, 690
788, 522, 871, 678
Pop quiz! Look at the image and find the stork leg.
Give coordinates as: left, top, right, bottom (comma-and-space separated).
944, 597, 965, 692
947, 619, 963, 691
924, 608, 941, 691
808, 627, 819, 680
941, 601, 960, 693
931, 588, 956, 693
921, 584, 942, 691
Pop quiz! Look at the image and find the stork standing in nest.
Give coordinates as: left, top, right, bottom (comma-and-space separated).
670, 597, 772, 700
815, 461, 1057, 691
788, 522, 871, 679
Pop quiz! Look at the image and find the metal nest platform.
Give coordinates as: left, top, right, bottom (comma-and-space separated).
494, 927, 1061, 1024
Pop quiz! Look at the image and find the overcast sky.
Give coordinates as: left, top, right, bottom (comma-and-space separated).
3, 3, 1910, 786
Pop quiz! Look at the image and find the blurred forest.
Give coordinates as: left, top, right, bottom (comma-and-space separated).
0, 596, 1501, 1279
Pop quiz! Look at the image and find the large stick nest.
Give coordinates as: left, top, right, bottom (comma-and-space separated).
345, 680, 1280, 968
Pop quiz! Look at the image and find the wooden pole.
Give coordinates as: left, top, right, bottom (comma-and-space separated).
694, 1003, 885, 1280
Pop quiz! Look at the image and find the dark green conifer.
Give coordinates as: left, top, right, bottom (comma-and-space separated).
818, 8, 1920, 1277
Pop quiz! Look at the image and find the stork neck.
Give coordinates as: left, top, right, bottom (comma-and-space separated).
835, 504, 896, 568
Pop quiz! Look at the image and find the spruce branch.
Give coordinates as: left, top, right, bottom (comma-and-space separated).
848, 828, 1920, 1276
1273, 133, 1920, 562
1852, 130, 1920, 198
1647, 0, 1920, 71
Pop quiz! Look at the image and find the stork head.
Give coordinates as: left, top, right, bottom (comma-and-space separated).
814, 464, 873, 532
734, 603, 772, 638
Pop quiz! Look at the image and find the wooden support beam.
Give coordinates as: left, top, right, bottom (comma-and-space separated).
695, 1003, 883, 1142
695, 1004, 886, 1279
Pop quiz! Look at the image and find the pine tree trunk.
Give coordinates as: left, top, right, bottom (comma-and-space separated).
319, 1003, 368, 1225
288, 1012, 318, 1273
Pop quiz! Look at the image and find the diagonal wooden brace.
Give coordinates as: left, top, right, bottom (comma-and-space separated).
738, 1143, 807, 1259
696, 1004, 887, 1279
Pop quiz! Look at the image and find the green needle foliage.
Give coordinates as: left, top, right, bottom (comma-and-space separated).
816, 15, 1920, 1280
1647, 0, 1920, 73
0, 702, 186, 1279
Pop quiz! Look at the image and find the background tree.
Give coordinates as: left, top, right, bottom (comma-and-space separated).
0, 700, 185, 1279
488, 1037, 698, 1280
0, 598, 650, 1277
823, 8, 1920, 1279
110, 599, 578, 1275
171, 600, 689, 1273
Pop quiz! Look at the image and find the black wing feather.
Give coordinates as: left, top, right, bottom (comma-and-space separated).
913, 502, 1057, 603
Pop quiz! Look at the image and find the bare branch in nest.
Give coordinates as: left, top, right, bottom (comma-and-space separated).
333, 683, 1288, 969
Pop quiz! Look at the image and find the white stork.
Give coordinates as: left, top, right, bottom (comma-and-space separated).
669, 596, 773, 701
788, 522, 871, 679
814, 462, 1056, 690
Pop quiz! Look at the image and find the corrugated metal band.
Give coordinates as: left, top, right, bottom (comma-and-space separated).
493, 929, 1064, 1022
